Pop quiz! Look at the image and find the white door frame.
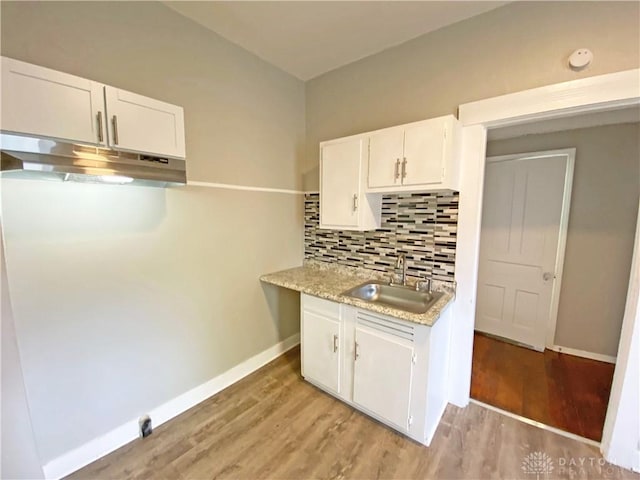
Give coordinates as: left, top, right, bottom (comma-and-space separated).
449, 68, 640, 469
482, 148, 576, 350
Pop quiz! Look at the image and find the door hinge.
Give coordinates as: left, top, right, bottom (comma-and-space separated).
412, 353, 417, 364
408, 415, 414, 427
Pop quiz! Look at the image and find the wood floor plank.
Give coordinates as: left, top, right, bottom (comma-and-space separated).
471, 332, 615, 441
68, 345, 637, 480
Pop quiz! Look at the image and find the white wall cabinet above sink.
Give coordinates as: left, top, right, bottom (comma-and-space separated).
320, 137, 381, 231
0, 56, 186, 159
368, 115, 461, 193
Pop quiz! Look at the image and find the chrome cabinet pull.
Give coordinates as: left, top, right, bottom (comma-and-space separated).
96, 112, 104, 142
394, 158, 401, 180
401, 157, 407, 179
352, 193, 358, 211
333, 334, 338, 353
112, 115, 119, 145
354, 342, 359, 360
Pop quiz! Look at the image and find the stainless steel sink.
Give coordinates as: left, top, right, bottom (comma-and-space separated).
342, 281, 443, 314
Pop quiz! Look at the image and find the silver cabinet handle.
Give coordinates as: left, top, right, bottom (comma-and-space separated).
333, 334, 338, 353
354, 342, 359, 360
96, 112, 104, 143
401, 157, 407, 179
112, 115, 119, 145
352, 193, 358, 212
394, 158, 401, 180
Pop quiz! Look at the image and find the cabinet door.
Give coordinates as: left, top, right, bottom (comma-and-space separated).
104, 86, 186, 159
368, 128, 404, 188
402, 118, 445, 186
320, 139, 362, 228
1, 57, 105, 146
302, 310, 341, 394
353, 326, 414, 430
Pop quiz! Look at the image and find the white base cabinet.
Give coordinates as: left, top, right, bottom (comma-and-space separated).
301, 295, 341, 395
301, 293, 453, 446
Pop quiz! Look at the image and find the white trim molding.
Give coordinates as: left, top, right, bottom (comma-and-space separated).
454, 68, 640, 471
470, 399, 600, 448
188, 180, 306, 195
41, 334, 300, 480
459, 69, 640, 128
601, 199, 640, 473
549, 345, 617, 364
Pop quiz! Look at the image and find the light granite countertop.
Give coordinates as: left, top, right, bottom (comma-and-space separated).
260, 261, 454, 327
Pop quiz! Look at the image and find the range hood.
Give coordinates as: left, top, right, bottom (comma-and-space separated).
0, 134, 186, 187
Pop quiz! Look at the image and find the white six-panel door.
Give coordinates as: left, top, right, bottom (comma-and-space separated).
475, 150, 574, 350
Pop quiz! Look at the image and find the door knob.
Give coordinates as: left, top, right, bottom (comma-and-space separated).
543, 272, 555, 281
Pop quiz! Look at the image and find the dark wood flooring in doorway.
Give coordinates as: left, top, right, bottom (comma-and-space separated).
67, 346, 637, 480
471, 332, 615, 442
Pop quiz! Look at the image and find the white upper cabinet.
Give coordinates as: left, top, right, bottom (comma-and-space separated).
367, 115, 461, 192
104, 87, 185, 159
368, 128, 404, 188
320, 137, 381, 231
0, 56, 186, 159
1, 57, 106, 146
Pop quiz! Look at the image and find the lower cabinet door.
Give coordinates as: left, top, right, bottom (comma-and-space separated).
302, 310, 341, 394
353, 326, 414, 430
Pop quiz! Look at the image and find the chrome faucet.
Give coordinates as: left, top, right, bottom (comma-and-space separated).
395, 254, 407, 286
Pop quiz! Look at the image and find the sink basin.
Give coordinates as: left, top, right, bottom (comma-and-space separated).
342, 281, 443, 314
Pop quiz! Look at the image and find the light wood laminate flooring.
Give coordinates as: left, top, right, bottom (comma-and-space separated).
68, 346, 637, 480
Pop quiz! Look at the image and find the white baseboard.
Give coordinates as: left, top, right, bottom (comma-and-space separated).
549, 344, 616, 364
42, 333, 300, 480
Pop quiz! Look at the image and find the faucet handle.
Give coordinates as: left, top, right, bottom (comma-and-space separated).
415, 279, 432, 293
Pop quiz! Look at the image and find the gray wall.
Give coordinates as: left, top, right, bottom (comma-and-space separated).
304, 1, 640, 190
1, 225, 44, 479
487, 123, 640, 357
1, 1, 304, 464
2, 0, 640, 469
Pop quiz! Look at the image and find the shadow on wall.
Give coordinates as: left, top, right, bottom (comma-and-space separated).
303, 165, 319, 192
261, 283, 301, 343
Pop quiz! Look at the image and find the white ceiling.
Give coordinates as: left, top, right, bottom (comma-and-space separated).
164, 1, 508, 81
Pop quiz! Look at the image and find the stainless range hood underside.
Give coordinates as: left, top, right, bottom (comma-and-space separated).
0, 134, 186, 187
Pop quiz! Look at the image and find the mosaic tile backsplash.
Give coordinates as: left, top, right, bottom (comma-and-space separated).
304, 192, 459, 282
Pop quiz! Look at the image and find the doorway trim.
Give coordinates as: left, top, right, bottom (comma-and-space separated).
482, 148, 575, 351
450, 68, 640, 470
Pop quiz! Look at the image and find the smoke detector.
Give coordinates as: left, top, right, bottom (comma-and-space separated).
568, 48, 593, 71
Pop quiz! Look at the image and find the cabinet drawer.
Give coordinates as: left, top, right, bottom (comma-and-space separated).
302, 294, 340, 318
